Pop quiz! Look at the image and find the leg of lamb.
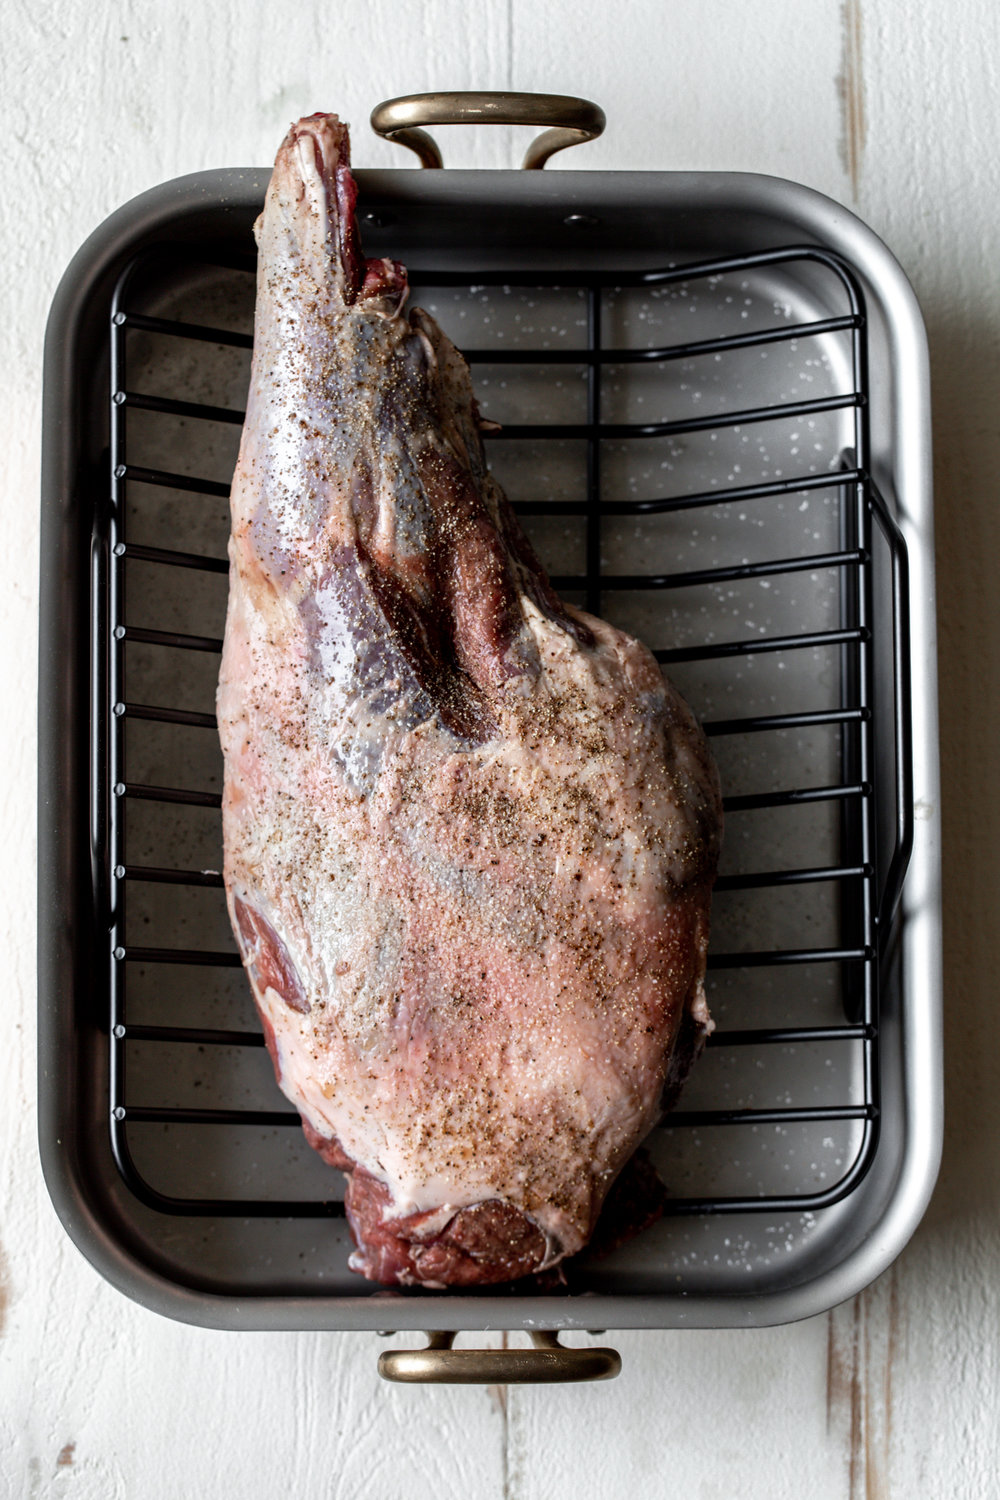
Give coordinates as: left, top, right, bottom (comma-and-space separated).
217, 111, 722, 1288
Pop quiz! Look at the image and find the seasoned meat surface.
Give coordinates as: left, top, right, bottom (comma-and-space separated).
218, 112, 722, 1287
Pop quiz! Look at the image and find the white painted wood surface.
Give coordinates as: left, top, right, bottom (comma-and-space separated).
2, 0, 996, 1493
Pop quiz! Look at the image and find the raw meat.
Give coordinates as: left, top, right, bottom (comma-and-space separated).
218, 112, 722, 1287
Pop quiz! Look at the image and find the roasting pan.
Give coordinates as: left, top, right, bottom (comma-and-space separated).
38, 94, 941, 1381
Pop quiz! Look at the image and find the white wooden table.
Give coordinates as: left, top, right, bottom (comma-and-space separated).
4, 1, 997, 1494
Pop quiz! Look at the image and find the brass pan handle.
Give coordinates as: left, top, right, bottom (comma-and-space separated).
370, 91, 606, 169
377, 1329, 621, 1384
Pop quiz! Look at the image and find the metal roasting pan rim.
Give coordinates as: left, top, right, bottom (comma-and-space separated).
38, 162, 941, 1333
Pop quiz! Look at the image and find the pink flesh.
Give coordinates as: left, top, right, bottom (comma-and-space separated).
218, 112, 722, 1286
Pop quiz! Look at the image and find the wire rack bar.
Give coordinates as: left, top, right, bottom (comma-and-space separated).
114, 945, 242, 967
703, 707, 868, 736
117, 1024, 265, 1046
514, 469, 863, 517
656, 626, 866, 665
114, 857, 861, 895
114, 540, 229, 573
116, 1100, 871, 1130
114, 389, 246, 425
552, 549, 864, 595
490, 391, 862, 442
460, 312, 860, 365
706, 945, 872, 969
115, 625, 223, 653
112, 308, 255, 348
111, 1019, 870, 1050
115, 703, 218, 728
114, 462, 231, 497
722, 783, 868, 813
114, 782, 222, 807
714, 863, 869, 891
115, 863, 224, 886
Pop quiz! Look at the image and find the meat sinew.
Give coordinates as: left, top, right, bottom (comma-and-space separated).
218, 112, 723, 1288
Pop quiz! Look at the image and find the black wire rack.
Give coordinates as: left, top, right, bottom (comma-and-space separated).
99, 240, 912, 1228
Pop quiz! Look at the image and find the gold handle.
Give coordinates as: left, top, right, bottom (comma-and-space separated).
369, 91, 606, 169
377, 1329, 621, 1384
